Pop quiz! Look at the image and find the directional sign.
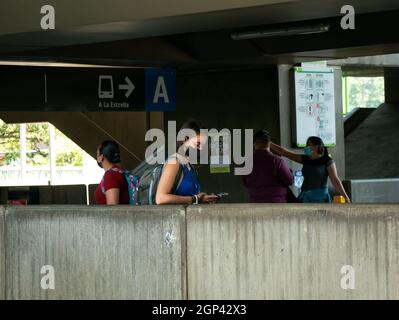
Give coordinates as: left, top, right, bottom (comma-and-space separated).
145, 68, 176, 112
119, 77, 135, 98
0, 66, 176, 112
46, 68, 145, 111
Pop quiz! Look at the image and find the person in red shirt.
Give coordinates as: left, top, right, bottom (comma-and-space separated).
94, 140, 129, 205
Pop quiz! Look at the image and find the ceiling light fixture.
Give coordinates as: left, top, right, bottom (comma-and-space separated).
231, 23, 330, 40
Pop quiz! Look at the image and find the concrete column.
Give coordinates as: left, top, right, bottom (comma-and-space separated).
149, 112, 164, 131
385, 67, 399, 104
332, 67, 345, 179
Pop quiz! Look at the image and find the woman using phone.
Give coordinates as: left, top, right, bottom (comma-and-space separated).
270, 136, 350, 203
155, 120, 219, 205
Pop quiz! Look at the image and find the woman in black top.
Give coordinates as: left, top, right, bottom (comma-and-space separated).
270, 136, 350, 203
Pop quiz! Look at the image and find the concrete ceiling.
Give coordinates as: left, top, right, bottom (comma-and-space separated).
1, 0, 399, 68
0, 0, 300, 36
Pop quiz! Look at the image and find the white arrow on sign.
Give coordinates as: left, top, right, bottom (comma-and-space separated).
118, 77, 135, 98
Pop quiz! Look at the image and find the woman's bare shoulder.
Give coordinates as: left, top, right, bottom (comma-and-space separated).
166, 153, 188, 165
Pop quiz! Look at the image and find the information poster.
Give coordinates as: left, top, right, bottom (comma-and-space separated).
209, 132, 231, 174
293, 65, 336, 147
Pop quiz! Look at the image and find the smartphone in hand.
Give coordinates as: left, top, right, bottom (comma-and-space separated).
216, 192, 229, 198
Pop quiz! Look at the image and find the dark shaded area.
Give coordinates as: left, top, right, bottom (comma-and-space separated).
0, 185, 87, 205
2, 10, 399, 70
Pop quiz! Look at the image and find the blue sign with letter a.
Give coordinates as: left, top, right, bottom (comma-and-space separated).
145, 68, 176, 111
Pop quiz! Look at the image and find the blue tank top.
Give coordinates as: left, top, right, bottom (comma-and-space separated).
175, 163, 200, 196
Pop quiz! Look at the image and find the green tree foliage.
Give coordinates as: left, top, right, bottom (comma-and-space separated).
26, 122, 50, 166
347, 77, 385, 112
0, 120, 20, 165
55, 129, 83, 167
0, 120, 84, 167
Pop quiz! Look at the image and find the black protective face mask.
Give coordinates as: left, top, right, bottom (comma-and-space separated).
97, 155, 103, 168
185, 146, 202, 164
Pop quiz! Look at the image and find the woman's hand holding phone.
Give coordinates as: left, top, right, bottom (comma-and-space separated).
198, 193, 220, 204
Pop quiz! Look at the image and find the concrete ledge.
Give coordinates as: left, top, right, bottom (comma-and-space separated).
5, 205, 186, 299
3, 204, 399, 300
344, 179, 399, 203
0, 206, 4, 300
187, 204, 399, 299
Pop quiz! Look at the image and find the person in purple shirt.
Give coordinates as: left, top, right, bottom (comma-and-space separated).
243, 130, 294, 203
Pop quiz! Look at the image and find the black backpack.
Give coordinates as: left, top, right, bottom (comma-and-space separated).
135, 162, 183, 205
130, 147, 184, 205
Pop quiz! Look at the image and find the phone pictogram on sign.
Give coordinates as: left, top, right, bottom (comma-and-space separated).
98, 75, 114, 99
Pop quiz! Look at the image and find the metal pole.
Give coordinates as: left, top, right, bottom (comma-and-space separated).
344, 77, 349, 114
49, 124, 56, 185
19, 124, 26, 181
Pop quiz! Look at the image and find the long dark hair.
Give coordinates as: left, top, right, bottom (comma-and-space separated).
98, 140, 121, 163
307, 136, 328, 157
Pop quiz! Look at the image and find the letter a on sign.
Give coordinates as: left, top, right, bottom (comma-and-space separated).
40, 5, 56, 30
153, 77, 170, 103
145, 68, 176, 111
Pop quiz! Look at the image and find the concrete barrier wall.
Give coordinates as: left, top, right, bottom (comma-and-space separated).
187, 204, 399, 299
5, 205, 186, 300
2, 204, 399, 300
0, 207, 4, 300
343, 179, 399, 203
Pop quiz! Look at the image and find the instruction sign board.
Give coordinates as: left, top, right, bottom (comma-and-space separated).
0, 66, 176, 112
209, 131, 231, 174
292, 65, 336, 147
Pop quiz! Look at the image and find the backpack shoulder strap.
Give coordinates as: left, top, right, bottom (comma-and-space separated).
110, 167, 125, 174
